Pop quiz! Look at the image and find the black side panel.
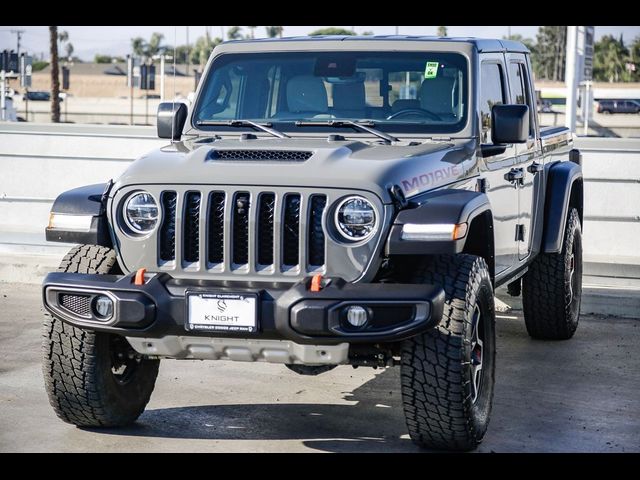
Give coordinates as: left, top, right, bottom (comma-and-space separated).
50, 184, 107, 216
386, 189, 491, 255
45, 183, 112, 247
542, 160, 583, 253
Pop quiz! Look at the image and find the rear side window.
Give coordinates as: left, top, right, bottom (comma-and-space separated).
479, 63, 505, 144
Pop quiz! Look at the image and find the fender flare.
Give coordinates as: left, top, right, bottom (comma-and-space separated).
386, 189, 492, 255
45, 182, 113, 247
542, 161, 583, 253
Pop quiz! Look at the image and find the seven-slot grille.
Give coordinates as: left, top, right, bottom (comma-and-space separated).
159, 189, 327, 273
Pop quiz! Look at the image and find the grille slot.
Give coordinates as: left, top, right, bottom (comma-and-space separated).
258, 193, 275, 266
208, 191, 225, 264
209, 150, 313, 162
283, 194, 301, 267
232, 192, 250, 266
183, 192, 201, 263
308, 195, 327, 267
60, 294, 91, 317
159, 192, 177, 262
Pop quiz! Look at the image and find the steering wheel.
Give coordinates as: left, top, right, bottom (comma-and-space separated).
386, 108, 442, 121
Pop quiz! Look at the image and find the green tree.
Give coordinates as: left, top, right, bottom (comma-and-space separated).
147, 32, 166, 56
191, 34, 223, 66
131, 37, 146, 56
227, 26, 243, 40
265, 26, 283, 38
629, 36, 640, 81
437, 26, 448, 37
64, 43, 74, 60
361, 31, 375, 36
308, 27, 355, 36
593, 35, 630, 83
49, 26, 61, 123
534, 26, 567, 81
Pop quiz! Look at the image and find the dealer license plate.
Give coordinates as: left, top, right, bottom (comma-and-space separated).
186, 292, 258, 333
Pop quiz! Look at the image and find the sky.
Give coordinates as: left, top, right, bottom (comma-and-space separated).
1, 26, 639, 62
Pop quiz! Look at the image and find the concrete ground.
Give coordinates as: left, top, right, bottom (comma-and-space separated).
0, 282, 639, 453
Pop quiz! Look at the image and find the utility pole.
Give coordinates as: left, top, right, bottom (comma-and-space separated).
507, 26, 511, 39
565, 26, 579, 132
10, 29, 25, 56
395, 26, 399, 35
186, 26, 190, 77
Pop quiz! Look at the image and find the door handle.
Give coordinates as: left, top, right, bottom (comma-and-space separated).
527, 162, 543, 174
504, 168, 525, 184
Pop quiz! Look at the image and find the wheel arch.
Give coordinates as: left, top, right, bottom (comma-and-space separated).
386, 188, 496, 281
542, 160, 583, 253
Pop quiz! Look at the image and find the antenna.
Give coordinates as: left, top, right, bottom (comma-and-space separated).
171, 26, 177, 144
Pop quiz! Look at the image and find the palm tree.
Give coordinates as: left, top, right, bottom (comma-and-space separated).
247, 26, 258, 39
227, 26, 243, 40
49, 26, 61, 123
265, 26, 283, 38
437, 26, 448, 37
131, 37, 146, 56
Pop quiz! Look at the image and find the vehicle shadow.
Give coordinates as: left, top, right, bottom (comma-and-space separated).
86, 366, 423, 453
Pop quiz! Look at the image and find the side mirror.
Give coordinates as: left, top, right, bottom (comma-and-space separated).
491, 104, 529, 144
157, 102, 188, 141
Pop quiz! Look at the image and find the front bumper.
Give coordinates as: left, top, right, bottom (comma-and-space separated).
42, 272, 444, 346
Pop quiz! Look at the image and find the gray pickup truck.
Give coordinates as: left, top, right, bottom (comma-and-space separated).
42, 36, 583, 451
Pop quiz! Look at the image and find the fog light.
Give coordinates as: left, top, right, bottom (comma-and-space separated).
94, 295, 114, 320
346, 306, 368, 328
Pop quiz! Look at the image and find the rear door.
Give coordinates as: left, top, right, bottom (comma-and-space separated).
505, 53, 543, 260
479, 53, 519, 274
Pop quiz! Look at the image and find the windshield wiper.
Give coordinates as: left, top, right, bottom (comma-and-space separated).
196, 120, 290, 139
295, 120, 399, 143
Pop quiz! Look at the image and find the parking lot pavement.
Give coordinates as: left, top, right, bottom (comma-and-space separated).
1, 281, 639, 453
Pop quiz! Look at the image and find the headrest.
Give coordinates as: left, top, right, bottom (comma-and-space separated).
286, 75, 328, 113
332, 81, 366, 110
419, 76, 456, 114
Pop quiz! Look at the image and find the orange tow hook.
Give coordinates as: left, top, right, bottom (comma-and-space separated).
134, 268, 147, 286
310, 274, 323, 292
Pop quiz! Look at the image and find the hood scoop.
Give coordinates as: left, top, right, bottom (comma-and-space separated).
207, 149, 314, 163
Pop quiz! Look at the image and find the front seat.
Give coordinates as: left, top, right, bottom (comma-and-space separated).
332, 81, 367, 118
419, 76, 456, 120
283, 75, 329, 118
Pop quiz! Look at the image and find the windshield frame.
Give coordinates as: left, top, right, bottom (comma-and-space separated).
189, 47, 474, 139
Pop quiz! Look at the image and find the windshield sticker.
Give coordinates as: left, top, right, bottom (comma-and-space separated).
424, 62, 440, 79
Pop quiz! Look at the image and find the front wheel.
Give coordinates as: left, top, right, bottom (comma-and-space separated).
400, 255, 496, 451
42, 245, 160, 427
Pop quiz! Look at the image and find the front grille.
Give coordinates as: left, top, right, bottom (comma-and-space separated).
60, 294, 91, 317
157, 189, 328, 273
208, 150, 313, 162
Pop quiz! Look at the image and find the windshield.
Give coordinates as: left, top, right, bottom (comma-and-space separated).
193, 51, 469, 135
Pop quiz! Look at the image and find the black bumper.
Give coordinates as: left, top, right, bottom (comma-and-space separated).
42, 272, 445, 345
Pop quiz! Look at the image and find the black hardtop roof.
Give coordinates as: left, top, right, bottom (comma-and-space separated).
225, 35, 530, 53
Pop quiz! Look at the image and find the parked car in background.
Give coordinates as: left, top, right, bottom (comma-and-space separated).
537, 99, 554, 113
596, 99, 640, 114
23, 91, 65, 102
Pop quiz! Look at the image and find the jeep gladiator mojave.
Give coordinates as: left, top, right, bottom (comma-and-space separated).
42, 36, 583, 451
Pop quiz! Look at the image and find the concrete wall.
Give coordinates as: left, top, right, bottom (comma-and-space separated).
1, 123, 638, 278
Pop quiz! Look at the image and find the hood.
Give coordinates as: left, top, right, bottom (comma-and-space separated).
114, 136, 479, 204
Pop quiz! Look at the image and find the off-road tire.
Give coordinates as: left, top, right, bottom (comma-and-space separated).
522, 208, 582, 340
400, 255, 496, 451
42, 245, 160, 427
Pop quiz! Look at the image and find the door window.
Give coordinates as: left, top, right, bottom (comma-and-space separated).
479, 63, 505, 144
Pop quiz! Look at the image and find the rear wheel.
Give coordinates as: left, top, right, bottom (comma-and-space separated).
399, 255, 496, 451
522, 208, 582, 339
42, 245, 160, 427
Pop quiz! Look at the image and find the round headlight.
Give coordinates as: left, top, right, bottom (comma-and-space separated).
334, 196, 377, 242
124, 192, 158, 234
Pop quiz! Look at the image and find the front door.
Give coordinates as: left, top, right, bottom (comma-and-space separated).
479, 54, 519, 274
506, 54, 542, 260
